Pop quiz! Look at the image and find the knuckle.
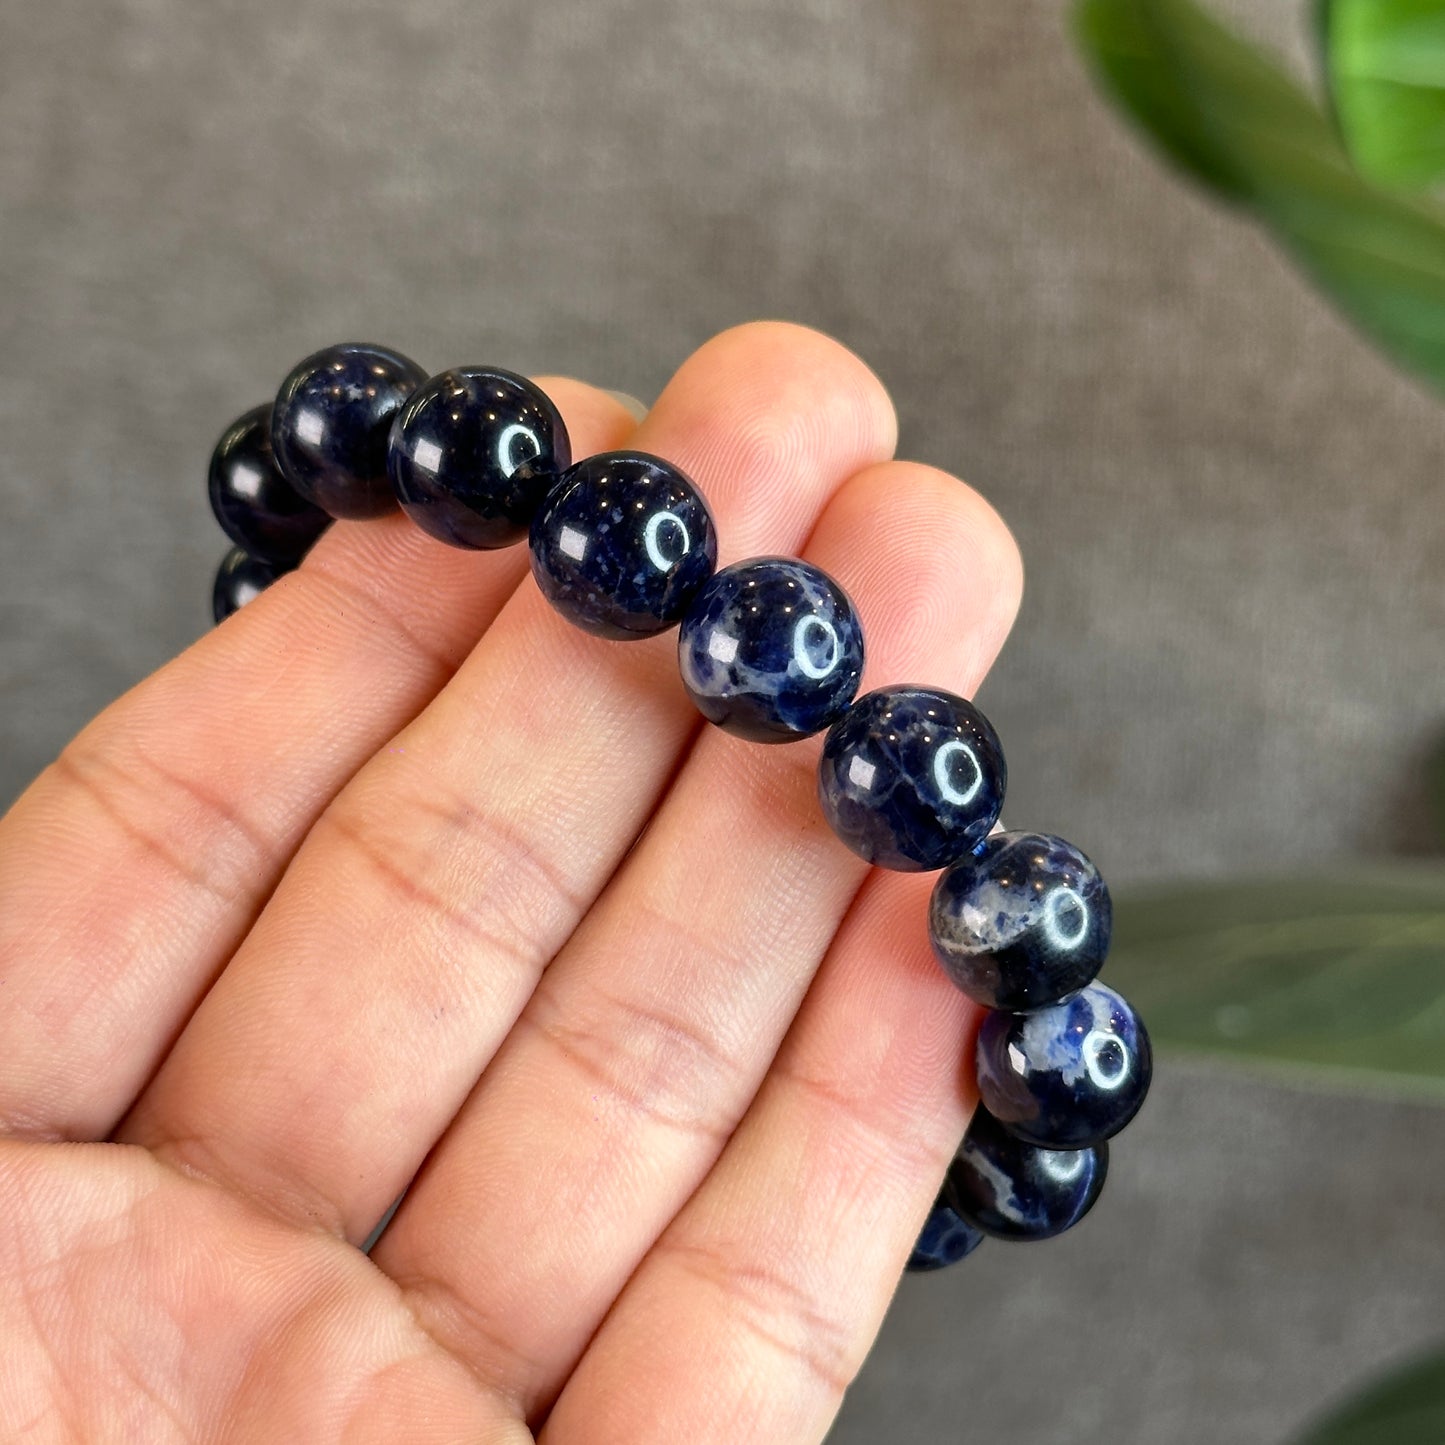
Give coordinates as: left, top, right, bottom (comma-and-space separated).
51, 740, 271, 909
522, 941, 747, 1146
659, 1231, 858, 1402
317, 785, 578, 979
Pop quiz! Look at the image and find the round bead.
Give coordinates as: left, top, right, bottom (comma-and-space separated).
906, 1194, 986, 1272
949, 1107, 1107, 1242
208, 405, 330, 566
816, 686, 1006, 871
529, 451, 716, 638
212, 546, 286, 624
271, 343, 427, 519
929, 831, 1110, 1011
976, 982, 1152, 1150
676, 557, 864, 742
389, 367, 572, 549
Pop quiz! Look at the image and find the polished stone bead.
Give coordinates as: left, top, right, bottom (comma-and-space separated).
976, 982, 1152, 1149
949, 1106, 1107, 1242
389, 367, 572, 549
212, 546, 286, 624
676, 557, 864, 742
208, 405, 330, 566
816, 686, 1006, 871
906, 1193, 986, 1272
271, 343, 427, 519
929, 831, 1110, 1011
530, 451, 716, 638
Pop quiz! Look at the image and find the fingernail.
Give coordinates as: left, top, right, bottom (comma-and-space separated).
605, 389, 650, 424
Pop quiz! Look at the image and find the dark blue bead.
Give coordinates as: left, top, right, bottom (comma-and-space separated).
976, 982, 1152, 1149
949, 1107, 1107, 1242
271, 343, 427, 519
389, 367, 572, 549
212, 546, 286, 625
529, 451, 716, 639
208, 405, 331, 567
677, 558, 864, 742
906, 1194, 986, 1272
816, 686, 1006, 871
929, 831, 1110, 1011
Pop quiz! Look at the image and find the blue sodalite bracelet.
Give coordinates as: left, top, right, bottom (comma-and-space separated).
205, 342, 1153, 1270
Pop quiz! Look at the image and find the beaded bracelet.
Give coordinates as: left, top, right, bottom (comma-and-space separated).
207, 341, 1153, 1272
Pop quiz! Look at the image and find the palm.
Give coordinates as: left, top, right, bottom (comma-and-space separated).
3, 1143, 504, 1438
0, 324, 1022, 1444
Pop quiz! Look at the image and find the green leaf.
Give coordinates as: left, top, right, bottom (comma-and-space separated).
1104, 870, 1445, 1100
1072, 0, 1445, 393
1293, 1346, 1445, 1444
1322, 0, 1445, 191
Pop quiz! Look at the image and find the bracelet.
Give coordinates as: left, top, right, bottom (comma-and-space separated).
206, 341, 1153, 1272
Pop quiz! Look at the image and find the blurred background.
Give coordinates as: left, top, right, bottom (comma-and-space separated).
2, 1, 1442, 1440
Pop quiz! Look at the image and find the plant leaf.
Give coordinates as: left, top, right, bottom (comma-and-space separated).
1104, 871, 1445, 1100
1072, 0, 1445, 393
1292, 1346, 1445, 1444
1321, 0, 1445, 191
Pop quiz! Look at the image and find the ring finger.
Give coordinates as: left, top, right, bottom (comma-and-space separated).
374, 457, 1022, 1420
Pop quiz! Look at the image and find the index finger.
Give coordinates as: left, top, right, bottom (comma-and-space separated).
0, 377, 638, 1141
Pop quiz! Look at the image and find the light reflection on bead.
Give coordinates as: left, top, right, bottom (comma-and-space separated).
643, 510, 690, 570
791, 614, 840, 680
1043, 886, 1090, 950
933, 738, 983, 806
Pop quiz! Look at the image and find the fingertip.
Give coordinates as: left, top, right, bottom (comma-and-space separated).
529, 376, 644, 457
602, 389, 650, 424
810, 460, 1025, 697
626, 322, 898, 560
707, 320, 900, 461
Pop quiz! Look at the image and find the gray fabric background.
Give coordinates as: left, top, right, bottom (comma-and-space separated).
1, 1, 1442, 1440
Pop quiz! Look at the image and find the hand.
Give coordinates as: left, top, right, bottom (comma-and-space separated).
0, 322, 1022, 1444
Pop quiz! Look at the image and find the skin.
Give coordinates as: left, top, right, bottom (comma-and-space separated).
0, 322, 1023, 1444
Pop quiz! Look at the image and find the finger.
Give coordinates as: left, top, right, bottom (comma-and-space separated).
0, 378, 638, 1140
543, 865, 977, 1445
120, 323, 900, 1243
373, 460, 1021, 1419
